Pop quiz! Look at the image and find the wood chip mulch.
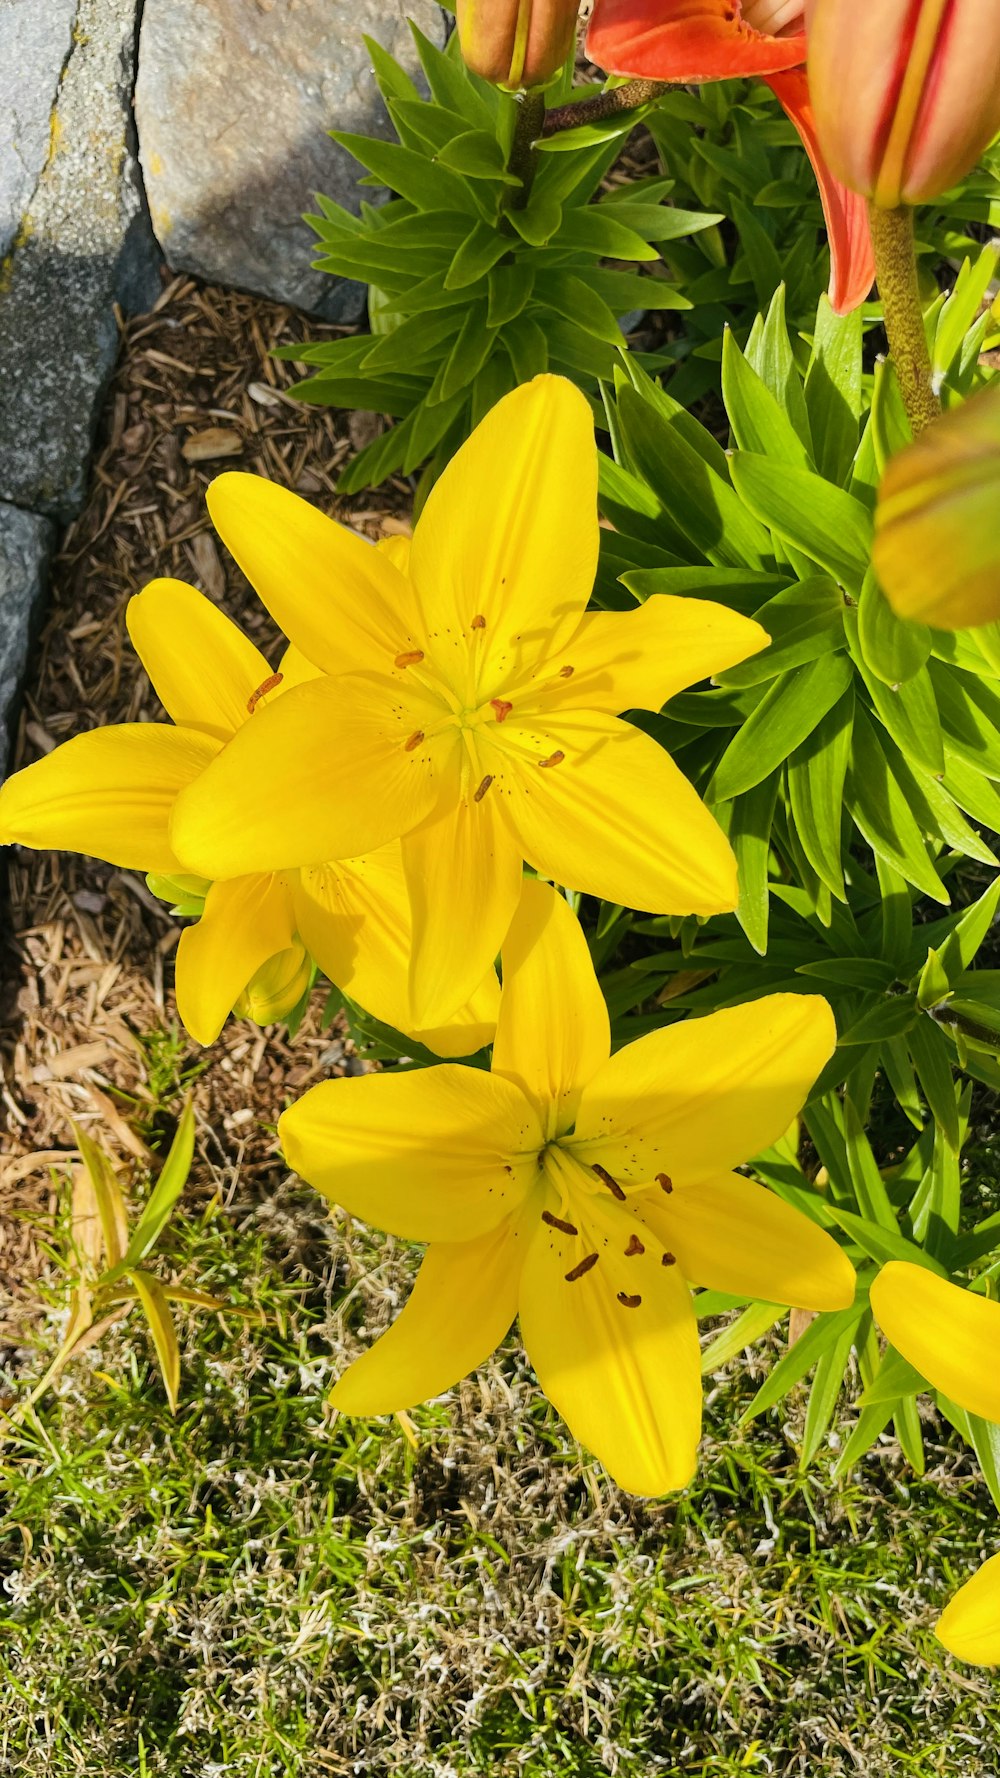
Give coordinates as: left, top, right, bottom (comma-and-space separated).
0, 271, 412, 1345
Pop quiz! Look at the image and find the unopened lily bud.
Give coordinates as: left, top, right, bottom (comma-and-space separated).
236, 943, 312, 1028
874, 384, 1000, 630
457, 0, 580, 89
806, 0, 1000, 206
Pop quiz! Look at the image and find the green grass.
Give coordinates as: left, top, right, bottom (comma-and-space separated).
2, 1181, 1000, 1777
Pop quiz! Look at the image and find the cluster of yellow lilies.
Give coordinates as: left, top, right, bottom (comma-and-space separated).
2, 376, 997, 1661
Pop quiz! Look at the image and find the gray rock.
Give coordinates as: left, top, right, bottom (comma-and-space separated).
0, 0, 162, 520
134, 0, 446, 319
0, 503, 54, 779
0, 0, 77, 259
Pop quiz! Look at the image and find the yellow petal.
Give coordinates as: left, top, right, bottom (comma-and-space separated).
402, 783, 524, 1028
408, 376, 598, 686
518, 1195, 702, 1495
127, 579, 274, 741
330, 1206, 534, 1415
206, 471, 423, 674
569, 995, 837, 1185
936, 1552, 1000, 1666
277, 640, 324, 691
170, 673, 446, 879
279, 1066, 543, 1242
174, 872, 297, 1046
293, 846, 500, 1058
639, 1171, 855, 1311
870, 1261, 1000, 1423
525, 597, 769, 717
500, 711, 738, 915
0, 724, 221, 872
376, 533, 412, 573
492, 877, 609, 1140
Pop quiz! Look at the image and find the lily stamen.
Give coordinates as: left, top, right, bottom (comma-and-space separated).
565, 1251, 599, 1282
538, 751, 565, 769
473, 774, 494, 803
661, 1252, 677, 1267
617, 1291, 642, 1309
490, 698, 513, 722
247, 671, 283, 715
542, 1209, 579, 1235
625, 1234, 645, 1257
592, 1163, 626, 1201
404, 730, 425, 751
657, 1173, 673, 1194
394, 649, 425, 668
558, 665, 574, 679
471, 614, 486, 630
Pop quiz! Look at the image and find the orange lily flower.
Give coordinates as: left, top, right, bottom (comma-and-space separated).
585, 0, 875, 315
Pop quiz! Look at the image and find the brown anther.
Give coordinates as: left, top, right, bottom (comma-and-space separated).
617, 1291, 642, 1309
564, 1251, 598, 1283
661, 1251, 677, 1267
538, 751, 565, 769
473, 774, 493, 803
657, 1173, 674, 1194
404, 730, 425, 752
394, 649, 424, 668
592, 1163, 626, 1202
247, 671, 283, 715
558, 664, 574, 678
542, 1210, 579, 1236
490, 698, 513, 723
625, 1234, 645, 1258
471, 614, 487, 630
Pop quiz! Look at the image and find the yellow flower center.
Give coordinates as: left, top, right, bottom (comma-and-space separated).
535, 1143, 677, 1311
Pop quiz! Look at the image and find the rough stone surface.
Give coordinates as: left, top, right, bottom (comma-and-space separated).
0, 0, 162, 519
0, 503, 54, 778
135, 0, 446, 320
0, 0, 77, 259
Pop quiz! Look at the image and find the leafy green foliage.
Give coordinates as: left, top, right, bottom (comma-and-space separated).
603, 283, 1000, 955
278, 27, 719, 492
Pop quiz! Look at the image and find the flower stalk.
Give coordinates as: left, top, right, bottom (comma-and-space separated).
867, 200, 940, 436
507, 88, 547, 208
542, 77, 673, 135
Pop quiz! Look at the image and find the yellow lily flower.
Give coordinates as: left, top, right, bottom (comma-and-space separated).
280, 879, 854, 1496
170, 376, 770, 1026
0, 579, 498, 1056
871, 1261, 1000, 1665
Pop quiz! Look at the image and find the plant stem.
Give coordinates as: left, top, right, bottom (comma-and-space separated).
868, 200, 941, 436
543, 78, 673, 136
508, 89, 546, 210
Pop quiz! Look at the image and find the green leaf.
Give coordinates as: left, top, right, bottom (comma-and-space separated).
939, 877, 1000, 985
554, 205, 659, 261
534, 270, 625, 345
823, 1204, 947, 1271
729, 772, 779, 954
804, 295, 863, 485
616, 384, 773, 569
329, 131, 479, 215
844, 1099, 897, 1230
857, 568, 932, 685
507, 190, 563, 246
909, 1017, 961, 1150
722, 327, 812, 469
124, 1102, 196, 1270
443, 220, 511, 289
857, 1346, 926, 1408
72, 1126, 129, 1270
700, 1300, 786, 1373
709, 654, 853, 801
745, 284, 812, 449
486, 262, 534, 325
128, 1270, 181, 1413
503, 314, 549, 381
718, 577, 844, 689
436, 130, 519, 182
729, 455, 873, 588
845, 710, 949, 905
836, 996, 917, 1047
802, 1314, 862, 1466
786, 689, 853, 899
741, 1304, 863, 1423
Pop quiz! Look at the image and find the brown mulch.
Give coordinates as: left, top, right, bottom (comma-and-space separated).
0, 272, 411, 1343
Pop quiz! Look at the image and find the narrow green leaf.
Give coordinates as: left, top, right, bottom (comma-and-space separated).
729, 455, 873, 589
128, 1270, 181, 1414
786, 689, 853, 899
709, 654, 853, 802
